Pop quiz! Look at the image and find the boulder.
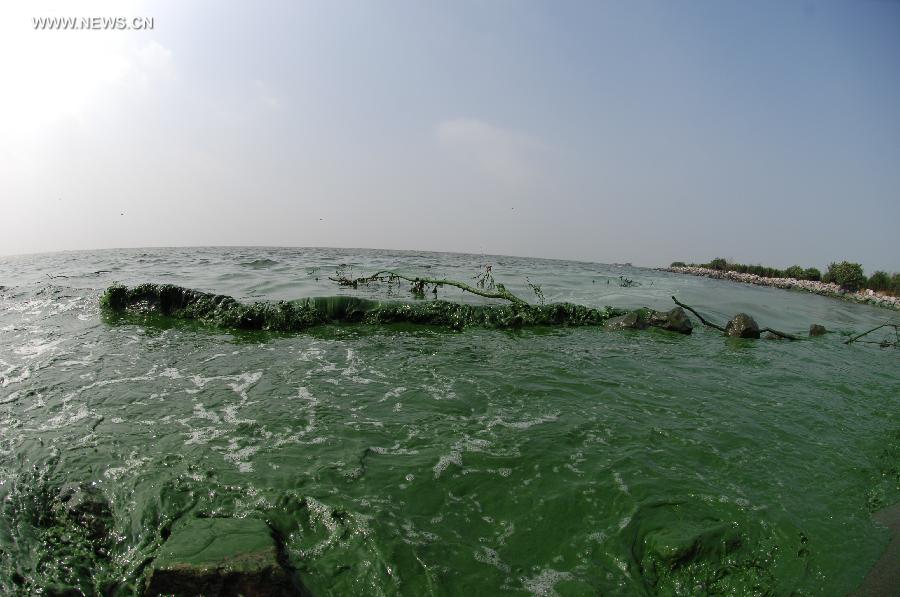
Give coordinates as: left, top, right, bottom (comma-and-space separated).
763, 332, 782, 340
145, 518, 298, 596
606, 308, 693, 335
808, 324, 827, 337
648, 307, 693, 335
724, 313, 760, 339
604, 310, 649, 331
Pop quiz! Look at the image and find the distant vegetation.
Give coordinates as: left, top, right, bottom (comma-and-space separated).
670, 258, 899, 294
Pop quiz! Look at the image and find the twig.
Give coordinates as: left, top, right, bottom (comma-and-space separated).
670, 296, 725, 332
46, 270, 109, 279
329, 270, 528, 305
844, 323, 900, 345
759, 327, 799, 341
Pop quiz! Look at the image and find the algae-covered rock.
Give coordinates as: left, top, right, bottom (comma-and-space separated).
643, 520, 741, 569
145, 518, 298, 596
605, 310, 650, 331
809, 324, 827, 337
54, 483, 112, 543
851, 502, 900, 597
648, 307, 693, 335
724, 313, 760, 339
605, 308, 693, 335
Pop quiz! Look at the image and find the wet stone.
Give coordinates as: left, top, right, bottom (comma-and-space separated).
145, 518, 298, 596
644, 521, 741, 568
809, 324, 827, 337
648, 307, 693, 335
604, 310, 649, 331
54, 483, 112, 542
724, 313, 760, 339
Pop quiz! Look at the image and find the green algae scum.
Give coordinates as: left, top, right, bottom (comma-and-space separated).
1, 248, 898, 595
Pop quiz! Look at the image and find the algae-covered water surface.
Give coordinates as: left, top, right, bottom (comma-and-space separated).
1, 247, 897, 595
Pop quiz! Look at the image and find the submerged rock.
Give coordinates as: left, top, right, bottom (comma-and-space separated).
605, 307, 693, 335
809, 324, 827, 337
648, 307, 693, 335
54, 483, 112, 543
851, 502, 900, 597
724, 313, 760, 339
145, 517, 298, 596
604, 310, 650, 331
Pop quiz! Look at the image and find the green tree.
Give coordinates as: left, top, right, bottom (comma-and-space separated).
784, 265, 804, 279
825, 261, 866, 292
670, 261, 686, 267
708, 257, 727, 271
803, 267, 821, 281
867, 271, 892, 292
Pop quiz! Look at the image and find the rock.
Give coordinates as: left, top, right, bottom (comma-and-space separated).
55, 483, 112, 542
604, 310, 649, 331
764, 332, 782, 340
648, 307, 693, 335
606, 308, 693, 335
850, 502, 900, 596
809, 324, 827, 337
724, 313, 760, 339
145, 518, 298, 596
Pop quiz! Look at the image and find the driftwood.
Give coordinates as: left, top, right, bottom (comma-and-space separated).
671, 296, 725, 332
329, 270, 528, 305
844, 322, 899, 346
326, 270, 887, 346
671, 296, 799, 340
46, 270, 111, 280
758, 327, 799, 341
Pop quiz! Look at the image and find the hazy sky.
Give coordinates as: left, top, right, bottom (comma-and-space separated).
1, 1, 898, 270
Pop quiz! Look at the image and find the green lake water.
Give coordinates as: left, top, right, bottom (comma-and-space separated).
0, 247, 897, 595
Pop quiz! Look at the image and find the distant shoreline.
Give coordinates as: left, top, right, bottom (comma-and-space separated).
661, 266, 900, 311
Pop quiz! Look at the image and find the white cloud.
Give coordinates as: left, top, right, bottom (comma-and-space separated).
136, 39, 173, 72
435, 118, 545, 188
253, 79, 283, 110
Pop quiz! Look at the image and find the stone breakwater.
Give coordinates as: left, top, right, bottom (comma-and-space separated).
661, 267, 900, 311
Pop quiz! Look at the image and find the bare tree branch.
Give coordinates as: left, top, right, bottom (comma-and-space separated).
844, 322, 900, 346
670, 296, 725, 332
671, 296, 798, 340
329, 270, 528, 305
759, 327, 799, 341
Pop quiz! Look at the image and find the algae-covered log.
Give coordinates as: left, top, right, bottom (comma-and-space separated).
100, 283, 633, 332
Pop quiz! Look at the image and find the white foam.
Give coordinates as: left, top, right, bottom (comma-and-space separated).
474, 546, 510, 572
521, 569, 573, 596
14, 337, 63, 358
487, 413, 559, 430
433, 450, 463, 479
613, 471, 629, 494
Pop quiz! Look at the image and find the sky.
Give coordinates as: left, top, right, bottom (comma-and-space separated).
1, 1, 898, 271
